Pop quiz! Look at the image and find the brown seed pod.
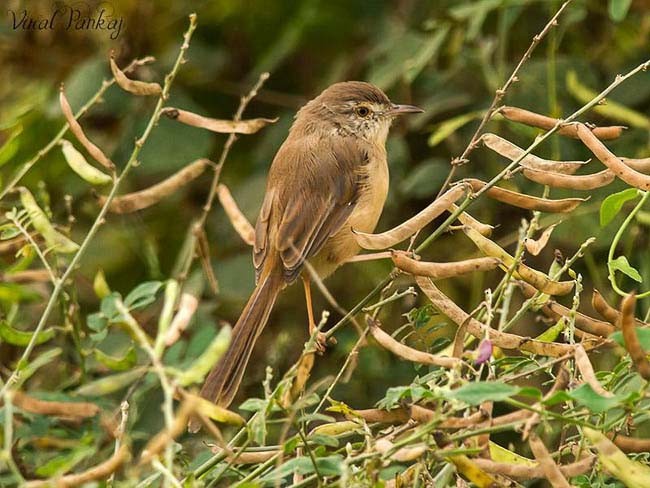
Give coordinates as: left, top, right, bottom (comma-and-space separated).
452, 204, 494, 236
499, 106, 625, 140
25, 444, 130, 488
98, 159, 211, 213
11, 391, 100, 419
59, 87, 115, 171
353, 183, 470, 250
482, 133, 588, 174
464, 178, 585, 213
473, 456, 596, 481
592, 289, 647, 328
161, 107, 278, 134
522, 168, 615, 190
622, 157, 650, 174
416, 277, 580, 357
574, 345, 613, 397
109, 53, 162, 96
391, 250, 501, 280
619, 292, 650, 380
529, 434, 572, 488
576, 124, 650, 190
367, 317, 460, 368
217, 184, 255, 245
0, 269, 51, 283
464, 227, 574, 296
518, 281, 615, 336
524, 224, 558, 256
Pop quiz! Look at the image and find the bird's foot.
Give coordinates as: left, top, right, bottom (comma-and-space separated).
314, 331, 337, 354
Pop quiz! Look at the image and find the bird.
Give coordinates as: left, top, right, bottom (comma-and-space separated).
193, 81, 422, 425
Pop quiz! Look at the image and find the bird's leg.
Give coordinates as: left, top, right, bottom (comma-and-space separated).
302, 275, 328, 353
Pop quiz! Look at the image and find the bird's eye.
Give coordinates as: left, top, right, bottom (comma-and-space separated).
355, 106, 370, 117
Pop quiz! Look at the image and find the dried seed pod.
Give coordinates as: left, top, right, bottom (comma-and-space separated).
620, 293, 650, 380
59, 139, 112, 185
464, 227, 574, 296
59, 87, 115, 171
98, 158, 211, 213
140, 398, 197, 465
110, 54, 162, 96
524, 224, 558, 256
622, 157, 650, 174
164, 292, 199, 346
375, 438, 426, 462
19, 187, 80, 254
452, 204, 494, 236
416, 277, 580, 357
0, 269, 51, 283
592, 289, 646, 327
518, 281, 615, 336
368, 317, 460, 368
353, 183, 470, 250
529, 434, 572, 488
499, 106, 625, 140
11, 391, 100, 419
162, 107, 278, 134
465, 178, 585, 213
391, 250, 501, 280
574, 345, 613, 397
447, 455, 499, 488
522, 168, 615, 190
473, 456, 595, 481
576, 124, 650, 190
217, 184, 255, 245
482, 133, 588, 174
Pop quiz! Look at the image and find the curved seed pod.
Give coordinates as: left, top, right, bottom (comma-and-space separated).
416, 277, 580, 357
162, 108, 278, 134
452, 204, 493, 236
524, 224, 558, 256
109, 54, 162, 96
164, 292, 199, 346
482, 133, 588, 174
59, 88, 115, 171
0, 320, 55, 346
309, 420, 360, 437
1, 269, 51, 283
140, 399, 197, 465
217, 184, 255, 245
499, 106, 625, 140
368, 318, 460, 368
353, 183, 470, 250
12, 391, 100, 418
464, 227, 574, 296
447, 455, 499, 488
576, 124, 650, 190
574, 345, 613, 397
592, 289, 647, 327
622, 157, 650, 174
19, 187, 80, 254
59, 139, 112, 185
473, 457, 595, 480
98, 159, 211, 213
465, 179, 585, 213
612, 434, 650, 453
620, 293, 650, 380
391, 250, 501, 280
529, 434, 572, 488
375, 438, 427, 463
523, 168, 615, 190
518, 281, 614, 336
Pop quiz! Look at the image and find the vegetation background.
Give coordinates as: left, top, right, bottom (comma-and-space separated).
1, 0, 650, 486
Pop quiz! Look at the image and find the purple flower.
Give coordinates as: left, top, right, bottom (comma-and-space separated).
475, 339, 493, 365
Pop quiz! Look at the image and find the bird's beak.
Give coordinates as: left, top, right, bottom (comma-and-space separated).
388, 104, 424, 116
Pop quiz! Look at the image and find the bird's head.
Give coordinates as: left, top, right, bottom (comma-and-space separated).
294, 81, 423, 142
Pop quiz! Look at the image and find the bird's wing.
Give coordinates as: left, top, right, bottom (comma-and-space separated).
253, 135, 368, 283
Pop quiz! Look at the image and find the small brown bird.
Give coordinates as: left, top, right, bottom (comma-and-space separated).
195, 81, 422, 418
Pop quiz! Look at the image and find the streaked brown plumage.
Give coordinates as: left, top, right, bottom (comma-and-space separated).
191, 82, 421, 430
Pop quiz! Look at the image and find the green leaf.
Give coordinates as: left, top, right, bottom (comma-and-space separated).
35, 445, 95, 477
428, 110, 485, 147
308, 434, 339, 448
0, 224, 20, 240
0, 320, 55, 346
448, 382, 520, 405
124, 281, 163, 309
535, 318, 566, 343
568, 384, 624, 414
600, 188, 639, 227
173, 325, 231, 386
94, 346, 137, 371
609, 256, 643, 283
261, 455, 344, 482
610, 328, 650, 351
609, 0, 633, 22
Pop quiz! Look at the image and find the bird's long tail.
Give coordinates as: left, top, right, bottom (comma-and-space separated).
189, 271, 282, 432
